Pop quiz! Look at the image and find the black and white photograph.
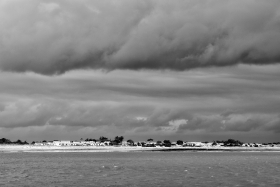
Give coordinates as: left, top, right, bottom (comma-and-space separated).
0, 0, 280, 186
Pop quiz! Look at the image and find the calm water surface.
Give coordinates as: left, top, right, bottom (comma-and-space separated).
0, 151, 280, 187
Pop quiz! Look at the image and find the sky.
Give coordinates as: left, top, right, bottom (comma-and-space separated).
0, 0, 280, 142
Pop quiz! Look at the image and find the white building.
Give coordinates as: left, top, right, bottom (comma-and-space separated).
53, 140, 71, 146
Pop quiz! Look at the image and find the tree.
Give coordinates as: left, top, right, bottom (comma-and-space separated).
176, 140, 183, 145
99, 136, 108, 142
163, 140, 171, 147
23, 141, 29, 145
0, 138, 11, 144
163, 140, 171, 144
114, 136, 124, 145
147, 138, 153, 142
222, 139, 243, 146
156, 140, 162, 145
127, 139, 134, 146
14, 139, 23, 145
85, 138, 96, 142
119, 136, 124, 142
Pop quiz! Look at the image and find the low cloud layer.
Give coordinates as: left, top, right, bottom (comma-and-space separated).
0, 65, 280, 142
1, 0, 280, 74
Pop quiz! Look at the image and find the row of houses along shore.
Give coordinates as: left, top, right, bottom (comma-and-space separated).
33, 140, 280, 147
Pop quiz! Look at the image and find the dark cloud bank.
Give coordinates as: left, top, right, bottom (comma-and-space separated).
0, 67, 280, 142
1, 0, 280, 74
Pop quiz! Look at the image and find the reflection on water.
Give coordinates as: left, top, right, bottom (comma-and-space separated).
0, 152, 280, 186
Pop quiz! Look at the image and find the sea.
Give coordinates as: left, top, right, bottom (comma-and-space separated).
0, 151, 280, 187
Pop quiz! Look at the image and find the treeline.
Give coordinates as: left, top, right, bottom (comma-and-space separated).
127, 139, 173, 147
83, 136, 124, 145
2, 136, 280, 146
263, 142, 280, 145
0, 138, 29, 145
212, 139, 280, 146
212, 139, 243, 146
81, 137, 175, 147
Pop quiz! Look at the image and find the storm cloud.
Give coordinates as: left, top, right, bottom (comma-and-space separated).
1, 0, 280, 74
0, 64, 280, 142
1, 1, 280, 143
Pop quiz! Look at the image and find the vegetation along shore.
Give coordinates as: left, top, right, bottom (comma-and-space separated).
1, 137, 280, 152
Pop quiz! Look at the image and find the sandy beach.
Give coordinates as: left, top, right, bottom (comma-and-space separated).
1, 145, 280, 153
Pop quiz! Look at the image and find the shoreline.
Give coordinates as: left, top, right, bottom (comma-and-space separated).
1, 145, 280, 153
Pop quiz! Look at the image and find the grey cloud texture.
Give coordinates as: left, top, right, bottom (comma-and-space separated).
0, 65, 280, 142
1, 0, 280, 74
178, 113, 280, 133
